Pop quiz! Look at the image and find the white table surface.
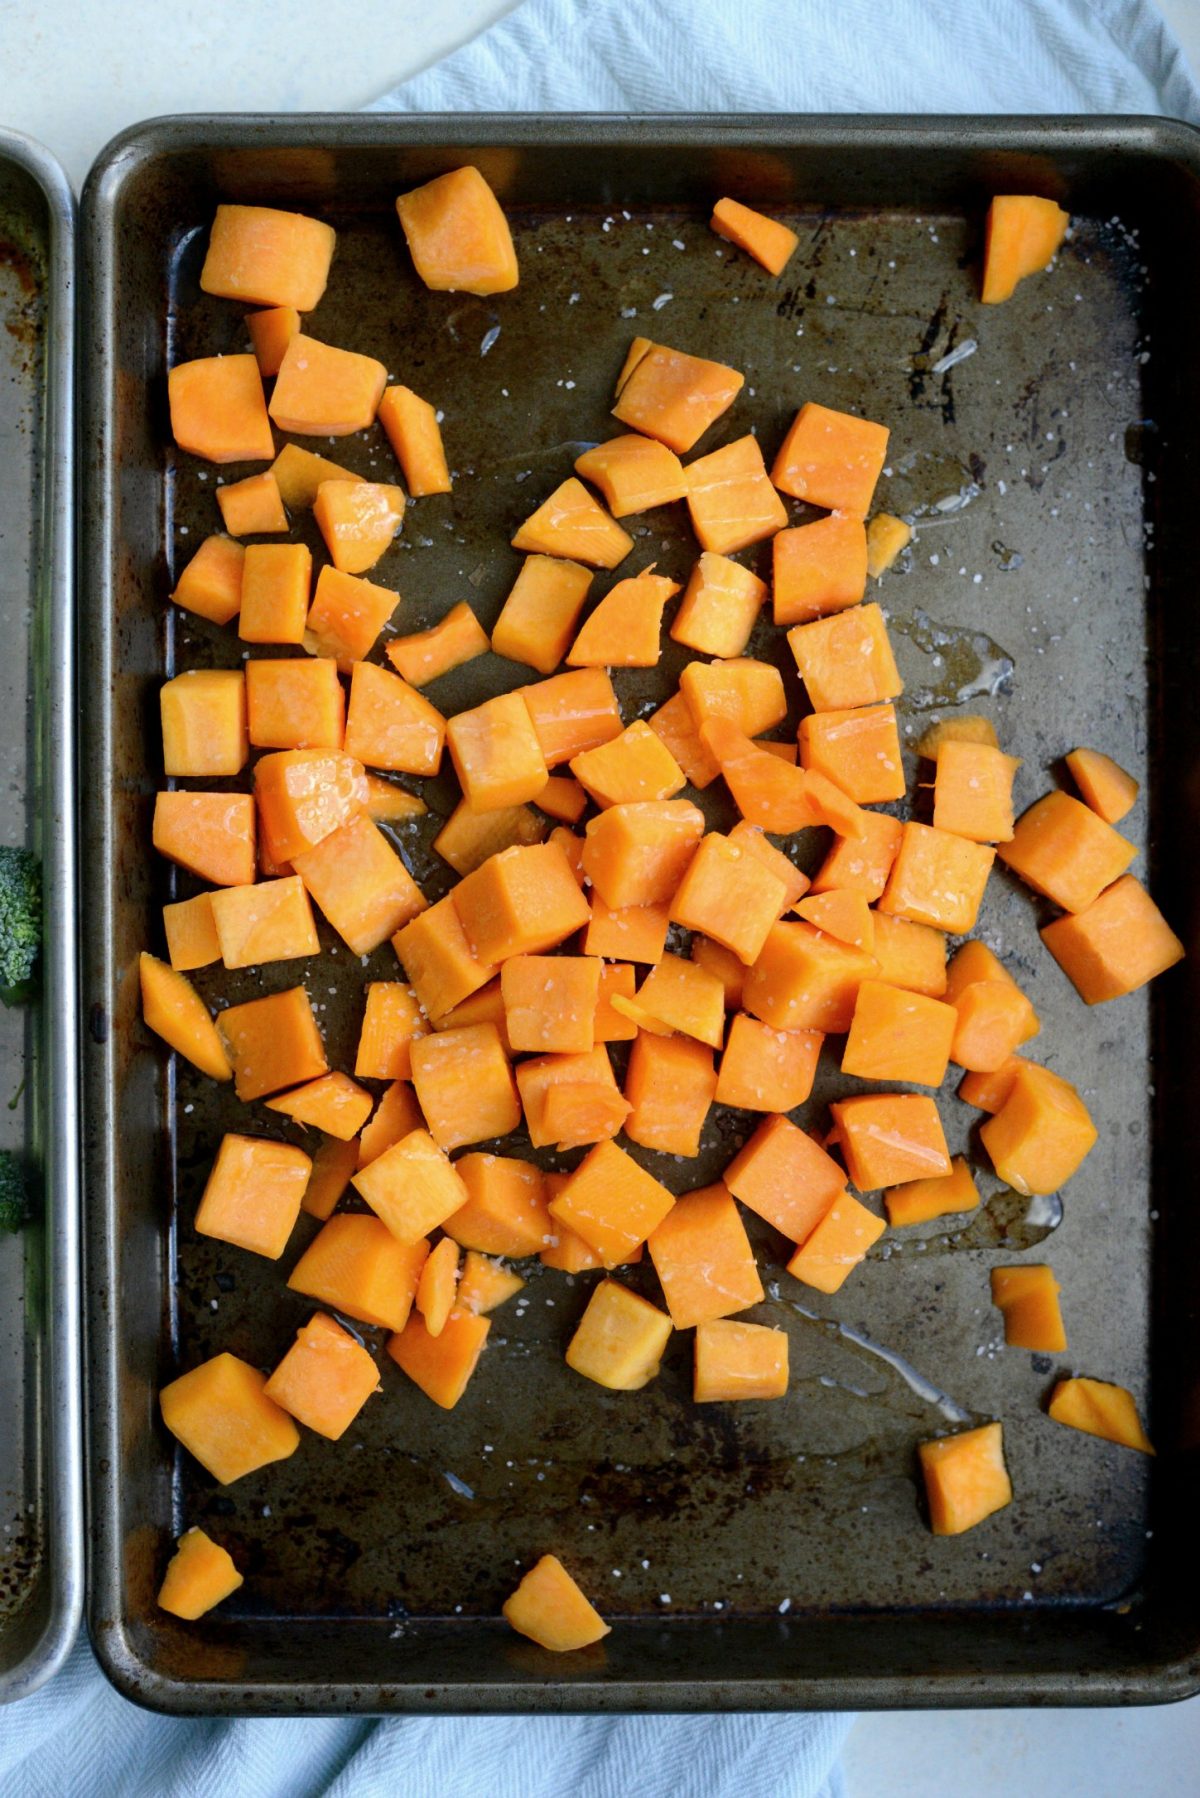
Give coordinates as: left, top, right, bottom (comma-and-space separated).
4, 0, 1198, 1788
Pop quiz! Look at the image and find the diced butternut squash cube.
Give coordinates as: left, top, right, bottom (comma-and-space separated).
878, 821, 994, 934
395, 165, 517, 295
300, 1134, 359, 1222
386, 605, 489, 690
786, 1192, 885, 1294
265, 1071, 373, 1140
646, 689, 720, 789
1041, 874, 1184, 1004
160, 670, 247, 779
1066, 747, 1138, 825
575, 432, 687, 517
160, 1353, 299, 1485
501, 955, 599, 1054
715, 1013, 822, 1112
742, 920, 878, 1032
670, 831, 789, 967
516, 1046, 629, 1150
377, 383, 452, 495
314, 479, 405, 576
670, 551, 766, 658
570, 720, 683, 809
567, 569, 679, 667
139, 952, 231, 1080
793, 889, 874, 952
629, 953, 725, 1047
415, 1235, 460, 1338
453, 840, 591, 963
163, 892, 221, 973
271, 443, 361, 508
728, 822, 809, 910
870, 912, 948, 998
289, 1213, 428, 1330
694, 1319, 788, 1402
919, 1422, 1012, 1534
512, 479, 633, 568
152, 791, 256, 887
799, 703, 904, 805
217, 985, 328, 1101
998, 790, 1136, 914
201, 203, 335, 309
915, 714, 1001, 759
246, 304, 300, 377
812, 809, 903, 901
353, 1126, 468, 1243
519, 667, 623, 767
787, 602, 902, 712
442, 1151, 549, 1257
239, 541, 312, 645
357, 1080, 423, 1169
680, 656, 787, 739
168, 354, 274, 464
584, 894, 670, 964
773, 513, 868, 625
981, 196, 1069, 304
392, 893, 498, 1020
264, 1312, 380, 1439
980, 1062, 1096, 1195
254, 748, 368, 864
710, 197, 798, 275
171, 533, 244, 625
356, 981, 427, 1081
245, 657, 345, 751
1047, 1377, 1153, 1453
269, 334, 387, 436
410, 1023, 520, 1151
990, 1265, 1066, 1352
623, 1031, 716, 1157
866, 512, 913, 577
648, 1184, 763, 1328
293, 810, 426, 954
492, 555, 592, 674
932, 739, 1020, 844
771, 401, 889, 517
958, 1057, 1028, 1113
583, 800, 705, 913
550, 1139, 675, 1266
685, 434, 788, 555
884, 1156, 980, 1227
503, 1555, 610, 1653
534, 775, 588, 823
841, 979, 957, 1087
364, 775, 425, 823
343, 660, 444, 776
458, 1251, 524, 1315
447, 691, 548, 812
434, 800, 546, 878
566, 1278, 673, 1390
831, 1093, 951, 1190
158, 1528, 243, 1621
304, 564, 397, 666
216, 469, 288, 538
387, 1308, 491, 1409
210, 874, 319, 968
613, 340, 743, 455
700, 716, 866, 837
430, 977, 510, 1045
723, 1112, 845, 1243
947, 943, 1040, 1072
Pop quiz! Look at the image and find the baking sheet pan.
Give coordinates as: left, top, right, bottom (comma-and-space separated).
81, 115, 1200, 1713
0, 126, 82, 1704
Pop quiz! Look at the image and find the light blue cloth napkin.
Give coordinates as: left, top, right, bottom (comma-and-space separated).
4, 2, 1195, 1793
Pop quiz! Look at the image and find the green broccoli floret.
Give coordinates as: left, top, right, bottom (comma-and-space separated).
0, 847, 41, 997
0, 1151, 26, 1234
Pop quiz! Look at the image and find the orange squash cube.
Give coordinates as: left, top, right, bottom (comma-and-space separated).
415, 1236, 460, 1337
811, 809, 903, 900
288, 1213, 429, 1331
357, 1080, 423, 1169
623, 1031, 716, 1156
392, 893, 497, 1020
160, 1353, 299, 1486
516, 1046, 629, 1150
793, 888, 874, 952
583, 894, 670, 964
841, 979, 957, 1087
742, 920, 877, 1032
870, 912, 948, 998
946, 942, 1040, 1073
723, 1112, 845, 1243
670, 551, 766, 658
457, 1251, 524, 1315
570, 721, 684, 810
387, 1308, 491, 1409
265, 1071, 374, 1140
981, 195, 1069, 304
410, 1023, 520, 1151
139, 953, 231, 1079
684, 434, 788, 555
533, 775, 588, 823
878, 821, 994, 934
646, 689, 720, 789
492, 556, 592, 674
160, 669, 247, 778
612, 340, 744, 454
377, 384, 452, 496
833, 1093, 951, 1190
293, 810, 426, 955
269, 334, 387, 436
542, 1194, 643, 1274
958, 1057, 1028, 1113
670, 832, 789, 967
700, 717, 866, 837
355, 981, 427, 1081
787, 602, 902, 712
271, 443, 361, 509
786, 1192, 885, 1294
447, 691, 548, 812
565, 1278, 673, 1390
246, 304, 300, 378
364, 775, 426, 824
932, 739, 1021, 844
395, 165, 517, 295
503, 1555, 610, 1653
512, 478, 633, 569
648, 1184, 763, 1328
245, 657, 344, 751
352, 1126, 468, 1243
168, 354, 274, 464
628, 953, 725, 1047
728, 822, 809, 910
453, 840, 590, 963
567, 569, 680, 668
772, 513, 868, 625
171, 533, 244, 625
264, 1312, 380, 1440
444, 1152, 550, 1256
715, 1013, 822, 1112
990, 1265, 1066, 1352
771, 401, 889, 516
550, 1139, 675, 1266
884, 1155, 980, 1227
1047, 1377, 1153, 1453
201, 203, 335, 309
152, 791, 256, 888
710, 197, 798, 275
694, 1319, 788, 1402
680, 656, 787, 740
998, 790, 1136, 913
501, 955, 599, 1054
193, 1132, 311, 1259
238, 541, 312, 645
158, 1527, 243, 1621
798, 703, 905, 805
300, 1134, 359, 1221
254, 748, 368, 864
209, 874, 319, 968
314, 479, 405, 576
919, 1422, 1012, 1534
575, 433, 687, 516
343, 660, 445, 776
433, 800, 546, 879
305, 565, 397, 666
1041, 873, 1184, 1004
980, 1062, 1096, 1195
216, 469, 288, 538
1066, 747, 1138, 825
386, 603, 489, 687
866, 511, 913, 577
429, 976, 510, 1047
582, 799, 704, 910
163, 892, 221, 973
216, 985, 328, 1101
519, 667, 623, 768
